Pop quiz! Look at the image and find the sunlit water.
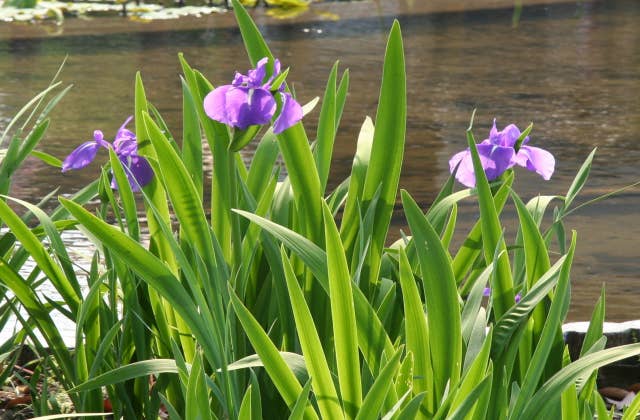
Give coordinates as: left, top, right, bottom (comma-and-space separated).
0, 0, 638, 329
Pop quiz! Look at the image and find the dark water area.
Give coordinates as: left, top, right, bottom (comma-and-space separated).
0, 0, 638, 320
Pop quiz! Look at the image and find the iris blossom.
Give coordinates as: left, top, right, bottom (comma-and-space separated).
203, 57, 303, 134
62, 117, 153, 192
449, 119, 555, 187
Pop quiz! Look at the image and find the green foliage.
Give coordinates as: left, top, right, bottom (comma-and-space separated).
4, 0, 37, 9
2, 1, 640, 419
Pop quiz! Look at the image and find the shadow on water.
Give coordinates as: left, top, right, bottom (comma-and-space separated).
0, 0, 638, 320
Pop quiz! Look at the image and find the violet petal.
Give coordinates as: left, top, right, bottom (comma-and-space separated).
489, 121, 522, 148
273, 92, 303, 134
515, 145, 555, 180
449, 142, 515, 187
111, 154, 154, 192
235, 88, 277, 129
248, 57, 269, 87
203, 85, 236, 126
62, 141, 101, 172
477, 142, 515, 180
449, 149, 477, 188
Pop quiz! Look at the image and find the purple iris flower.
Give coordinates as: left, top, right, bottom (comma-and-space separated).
483, 287, 522, 303
449, 119, 555, 188
62, 117, 154, 192
203, 57, 303, 135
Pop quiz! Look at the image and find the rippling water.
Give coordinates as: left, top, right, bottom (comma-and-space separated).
0, 0, 638, 320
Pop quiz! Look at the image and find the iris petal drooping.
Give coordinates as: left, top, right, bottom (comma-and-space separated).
203, 57, 303, 134
449, 119, 555, 187
62, 117, 154, 192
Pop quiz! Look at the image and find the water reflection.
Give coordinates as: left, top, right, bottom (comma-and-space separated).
0, 0, 638, 320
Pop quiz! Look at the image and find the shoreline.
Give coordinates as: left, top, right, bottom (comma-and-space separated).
0, 0, 592, 40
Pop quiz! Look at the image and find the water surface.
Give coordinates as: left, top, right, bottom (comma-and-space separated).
0, 0, 638, 320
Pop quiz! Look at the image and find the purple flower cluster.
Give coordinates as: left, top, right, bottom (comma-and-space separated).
449, 120, 555, 188
203, 57, 302, 134
62, 117, 153, 192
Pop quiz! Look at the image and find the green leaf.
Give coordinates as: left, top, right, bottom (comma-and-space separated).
593, 390, 612, 420
355, 348, 403, 420
397, 247, 433, 413
340, 116, 374, 260
451, 173, 513, 285
519, 343, 640, 420
394, 393, 427, 420
246, 130, 280, 202
71, 360, 179, 393
621, 391, 640, 420
461, 263, 492, 345
108, 148, 140, 240
234, 209, 395, 375
465, 117, 514, 318
16, 119, 50, 166
447, 374, 493, 420
230, 124, 261, 152
581, 296, 606, 356
229, 287, 319, 420
492, 254, 567, 358
323, 202, 361, 418
510, 232, 576, 419
280, 247, 343, 420
315, 62, 338, 193
512, 191, 551, 289
402, 190, 461, 403
143, 111, 218, 277
448, 328, 493, 418
232, 0, 274, 65
0, 198, 81, 314
30, 414, 111, 420
513, 123, 533, 153
335, 69, 349, 132
134, 72, 178, 275
511, 190, 553, 373
561, 380, 579, 420
381, 390, 413, 420
0, 81, 61, 148
226, 353, 307, 382
59, 198, 218, 369
186, 352, 213, 420
0, 258, 74, 386
239, 384, 254, 420
578, 286, 606, 403
359, 19, 406, 289
232, 0, 323, 244
180, 78, 204, 197
269, 66, 290, 92
288, 379, 313, 420
564, 148, 596, 211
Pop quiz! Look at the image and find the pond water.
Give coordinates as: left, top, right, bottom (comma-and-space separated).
0, 0, 638, 321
